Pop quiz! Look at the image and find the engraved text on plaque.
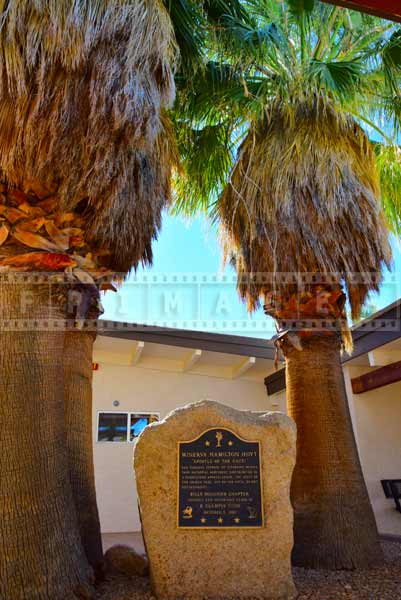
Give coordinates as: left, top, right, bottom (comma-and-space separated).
177, 428, 263, 528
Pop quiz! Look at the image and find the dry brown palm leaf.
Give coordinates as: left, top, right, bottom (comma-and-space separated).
45, 221, 70, 247
72, 254, 97, 270
62, 227, 85, 247
0, 206, 26, 223
7, 189, 29, 205
37, 197, 58, 212
219, 97, 391, 322
13, 228, 68, 252
2, 252, 76, 270
17, 217, 46, 232
18, 202, 45, 217
0, 224, 9, 245
17, 202, 34, 214
54, 213, 76, 225
0, 181, 112, 284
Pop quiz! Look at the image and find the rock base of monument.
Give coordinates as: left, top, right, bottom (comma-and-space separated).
104, 544, 149, 577
134, 400, 297, 600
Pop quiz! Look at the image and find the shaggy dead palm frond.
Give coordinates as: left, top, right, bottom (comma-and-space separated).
218, 96, 391, 320
0, 0, 178, 273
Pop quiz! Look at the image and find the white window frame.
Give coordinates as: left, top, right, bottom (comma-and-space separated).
96, 411, 160, 443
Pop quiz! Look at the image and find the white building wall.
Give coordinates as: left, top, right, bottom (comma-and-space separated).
93, 363, 271, 533
344, 366, 401, 537
93, 360, 401, 537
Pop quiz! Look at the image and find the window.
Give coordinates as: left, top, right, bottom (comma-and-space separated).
130, 413, 159, 442
97, 412, 128, 442
97, 412, 159, 443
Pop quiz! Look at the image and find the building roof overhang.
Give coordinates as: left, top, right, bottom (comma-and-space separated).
98, 320, 276, 360
264, 298, 401, 395
98, 298, 401, 362
344, 298, 401, 364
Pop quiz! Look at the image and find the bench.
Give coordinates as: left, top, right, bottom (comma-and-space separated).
381, 479, 401, 513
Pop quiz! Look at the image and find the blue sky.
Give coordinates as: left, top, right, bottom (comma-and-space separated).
102, 213, 401, 339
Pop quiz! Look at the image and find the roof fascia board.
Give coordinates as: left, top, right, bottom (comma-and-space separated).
98, 321, 276, 360
321, 0, 401, 23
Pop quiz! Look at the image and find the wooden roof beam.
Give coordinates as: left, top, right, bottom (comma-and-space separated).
351, 360, 401, 394
130, 341, 145, 366
182, 349, 203, 372
232, 356, 256, 379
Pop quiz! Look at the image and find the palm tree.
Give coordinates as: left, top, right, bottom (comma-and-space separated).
173, 0, 401, 569
0, 1, 177, 598
61, 0, 247, 582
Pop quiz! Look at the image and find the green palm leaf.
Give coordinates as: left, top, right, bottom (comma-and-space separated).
163, 0, 205, 73
309, 58, 364, 99
287, 0, 315, 16
173, 120, 238, 214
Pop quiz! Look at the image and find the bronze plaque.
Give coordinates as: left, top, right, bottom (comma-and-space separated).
177, 428, 263, 528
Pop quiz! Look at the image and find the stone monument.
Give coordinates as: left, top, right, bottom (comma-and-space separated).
134, 400, 296, 599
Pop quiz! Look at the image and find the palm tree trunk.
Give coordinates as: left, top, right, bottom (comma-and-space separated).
64, 329, 103, 574
282, 333, 383, 569
0, 278, 93, 600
